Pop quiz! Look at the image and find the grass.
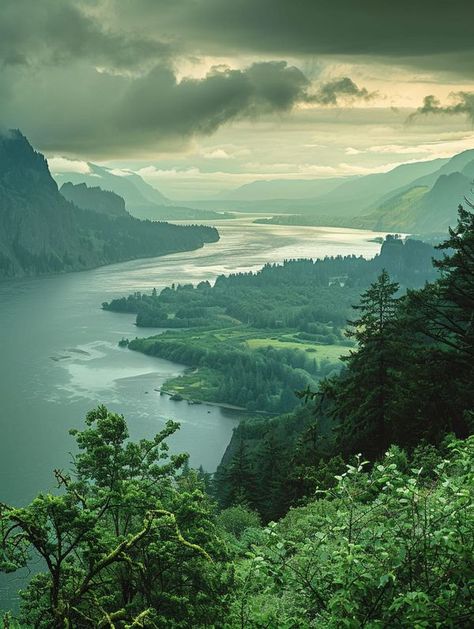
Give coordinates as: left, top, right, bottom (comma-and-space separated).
141, 326, 350, 363
245, 337, 349, 362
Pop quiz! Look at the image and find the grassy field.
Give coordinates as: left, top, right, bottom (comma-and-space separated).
245, 336, 349, 361
144, 326, 350, 359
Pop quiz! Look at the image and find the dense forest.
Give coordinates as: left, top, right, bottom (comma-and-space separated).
103, 235, 439, 414
215, 206, 474, 520
0, 131, 219, 278
1, 207, 473, 627
59, 182, 129, 218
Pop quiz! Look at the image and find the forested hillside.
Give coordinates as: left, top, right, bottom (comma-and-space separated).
0, 131, 219, 278
54, 163, 234, 222
1, 203, 472, 626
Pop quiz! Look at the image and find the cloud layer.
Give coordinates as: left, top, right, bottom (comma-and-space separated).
2, 60, 315, 156
111, 0, 474, 75
1, 0, 472, 161
0, 0, 167, 69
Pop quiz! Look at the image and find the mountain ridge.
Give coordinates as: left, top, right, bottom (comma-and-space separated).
0, 130, 219, 279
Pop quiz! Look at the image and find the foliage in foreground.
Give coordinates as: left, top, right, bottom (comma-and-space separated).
0, 407, 230, 628
1, 412, 473, 627
227, 438, 474, 628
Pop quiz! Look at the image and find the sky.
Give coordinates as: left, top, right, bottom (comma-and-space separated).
1, 0, 474, 199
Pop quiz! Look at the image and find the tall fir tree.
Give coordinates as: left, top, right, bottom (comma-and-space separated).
331, 270, 402, 457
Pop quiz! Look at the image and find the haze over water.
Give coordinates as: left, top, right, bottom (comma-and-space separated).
0, 217, 386, 508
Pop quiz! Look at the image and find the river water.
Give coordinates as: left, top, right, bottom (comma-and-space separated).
0, 217, 386, 504
0, 216, 388, 609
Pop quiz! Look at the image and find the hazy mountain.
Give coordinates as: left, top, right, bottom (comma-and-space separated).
60, 182, 129, 218
253, 150, 474, 232
199, 157, 448, 216
361, 170, 472, 233
310, 157, 449, 217
216, 177, 350, 201
373, 149, 474, 205
0, 130, 219, 279
54, 163, 233, 221
54, 163, 169, 209
358, 150, 474, 232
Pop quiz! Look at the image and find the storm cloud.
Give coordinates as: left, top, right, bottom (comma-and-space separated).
119, 61, 310, 137
111, 0, 474, 76
2, 61, 313, 157
0, 0, 168, 70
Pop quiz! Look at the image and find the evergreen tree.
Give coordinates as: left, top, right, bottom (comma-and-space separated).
256, 431, 287, 522
221, 438, 258, 508
399, 204, 474, 439
331, 270, 402, 457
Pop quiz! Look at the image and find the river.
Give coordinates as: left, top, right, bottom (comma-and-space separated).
0, 217, 388, 503
0, 216, 388, 608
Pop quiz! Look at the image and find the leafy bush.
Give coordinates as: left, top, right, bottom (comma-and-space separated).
228, 437, 474, 627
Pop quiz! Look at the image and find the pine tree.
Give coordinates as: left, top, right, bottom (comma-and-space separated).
431, 203, 474, 358
332, 270, 402, 457
222, 438, 257, 508
400, 204, 474, 439
256, 431, 286, 521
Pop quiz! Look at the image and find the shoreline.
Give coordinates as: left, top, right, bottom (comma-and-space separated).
159, 388, 276, 415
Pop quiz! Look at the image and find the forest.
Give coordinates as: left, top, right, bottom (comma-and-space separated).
103, 235, 439, 413
1, 206, 473, 627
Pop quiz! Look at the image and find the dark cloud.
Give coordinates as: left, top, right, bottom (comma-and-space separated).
0, 0, 169, 70
1, 0, 469, 159
3, 61, 312, 157
310, 78, 376, 105
410, 93, 474, 123
114, 0, 474, 75
119, 61, 310, 137
4, 1, 472, 75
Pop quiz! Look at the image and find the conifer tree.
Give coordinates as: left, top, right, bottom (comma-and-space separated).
332, 270, 401, 456
222, 438, 258, 508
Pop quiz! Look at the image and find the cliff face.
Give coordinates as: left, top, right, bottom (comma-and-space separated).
0, 130, 219, 278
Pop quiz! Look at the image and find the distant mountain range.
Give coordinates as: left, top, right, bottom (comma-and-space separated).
51, 139, 474, 234
219, 158, 448, 209
215, 177, 351, 201
0, 131, 219, 279
244, 150, 474, 233
53, 163, 232, 222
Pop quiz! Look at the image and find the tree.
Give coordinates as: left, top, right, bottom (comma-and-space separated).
0, 406, 229, 627
219, 438, 258, 509
331, 270, 402, 457
399, 204, 474, 440
414, 203, 474, 359
228, 437, 474, 628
